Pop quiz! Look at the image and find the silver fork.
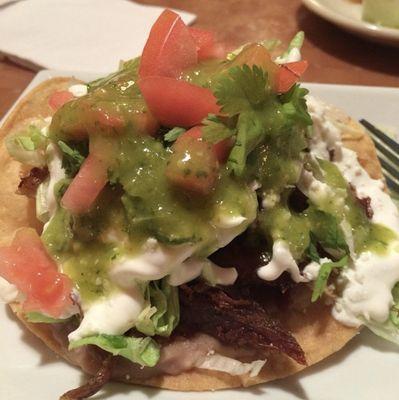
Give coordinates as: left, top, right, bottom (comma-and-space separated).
359, 119, 399, 195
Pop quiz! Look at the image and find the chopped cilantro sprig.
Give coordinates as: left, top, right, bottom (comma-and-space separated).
209, 64, 312, 176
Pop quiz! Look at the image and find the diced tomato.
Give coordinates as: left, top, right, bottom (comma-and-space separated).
189, 27, 213, 57
182, 126, 203, 140
230, 43, 279, 87
166, 133, 219, 195
189, 27, 224, 60
0, 228, 73, 317
139, 9, 197, 78
275, 60, 309, 93
92, 109, 159, 137
48, 90, 74, 111
179, 126, 233, 163
199, 42, 226, 60
139, 76, 220, 128
213, 137, 233, 164
131, 111, 159, 136
94, 109, 124, 128
62, 154, 108, 214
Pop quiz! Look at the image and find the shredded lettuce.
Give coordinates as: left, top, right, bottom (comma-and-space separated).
311, 256, 348, 302
275, 31, 304, 64
390, 283, 399, 326
366, 320, 399, 346
364, 283, 399, 345
5, 123, 48, 167
25, 312, 70, 324
41, 207, 73, 253
35, 181, 50, 223
136, 279, 179, 337
195, 353, 266, 377
69, 334, 160, 367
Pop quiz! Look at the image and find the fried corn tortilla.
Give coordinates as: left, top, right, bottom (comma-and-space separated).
0, 78, 383, 390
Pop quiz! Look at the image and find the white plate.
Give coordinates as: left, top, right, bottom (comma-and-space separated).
302, 0, 399, 47
1, 70, 399, 400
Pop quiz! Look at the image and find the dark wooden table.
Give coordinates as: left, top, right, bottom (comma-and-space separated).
1, 0, 398, 119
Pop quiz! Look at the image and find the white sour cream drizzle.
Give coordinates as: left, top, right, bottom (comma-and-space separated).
303, 257, 332, 281
110, 238, 196, 285
257, 96, 399, 328
70, 209, 253, 340
257, 240, 308, 283
307, 96, 399, 327
68, 286, 144, 341
38, 142, 66, 228
168, 258, 237, 287
68, 84, 88, 98
275, 47, 301, 64
0, 277, 21, 303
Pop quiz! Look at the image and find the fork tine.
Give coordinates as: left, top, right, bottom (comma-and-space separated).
370, 133, 399, 166
377, 151, 399, 182
384, 173, 399, 195
360, 119, 399, 159
358, 119, 399, 195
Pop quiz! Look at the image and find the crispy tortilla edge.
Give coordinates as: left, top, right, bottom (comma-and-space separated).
1, 79, 382, 390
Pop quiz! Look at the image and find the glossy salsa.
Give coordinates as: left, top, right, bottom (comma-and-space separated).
45, 47, 395, 305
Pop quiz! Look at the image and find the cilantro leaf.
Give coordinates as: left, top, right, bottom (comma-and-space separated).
164, 127, 186, 142
310, 209, 348, 253
307, 232, 320, 262
280, 84, 312, 126
201, 115, 236, 144
214, 65, 270, 115
227, 110, 265, 176
311, 255, 348, 302
58, 140, 88, 176
211, 65, 311, 176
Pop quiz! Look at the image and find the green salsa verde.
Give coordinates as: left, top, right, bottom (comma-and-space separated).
43, 52, 397, 305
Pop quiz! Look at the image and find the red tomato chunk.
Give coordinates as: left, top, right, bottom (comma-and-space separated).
275, 60, 309, 93
0, 228, 73, 317
182, 126, 233, 164
139, 9, 197, 78
139, 76, 220, 128
62, 154, 108, 214
48, 90, 75, 111
166, 133, 219, 195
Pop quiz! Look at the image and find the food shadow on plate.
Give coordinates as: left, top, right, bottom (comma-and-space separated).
93, 380, 268, 400
295, 5, 399, 77
0, 1, 21, 11
6, 304, 398, 399
5, 305, 75, 367
267, 328, 399, 400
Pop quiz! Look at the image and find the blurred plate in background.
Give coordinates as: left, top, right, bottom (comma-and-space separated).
302, 0, 399, 47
